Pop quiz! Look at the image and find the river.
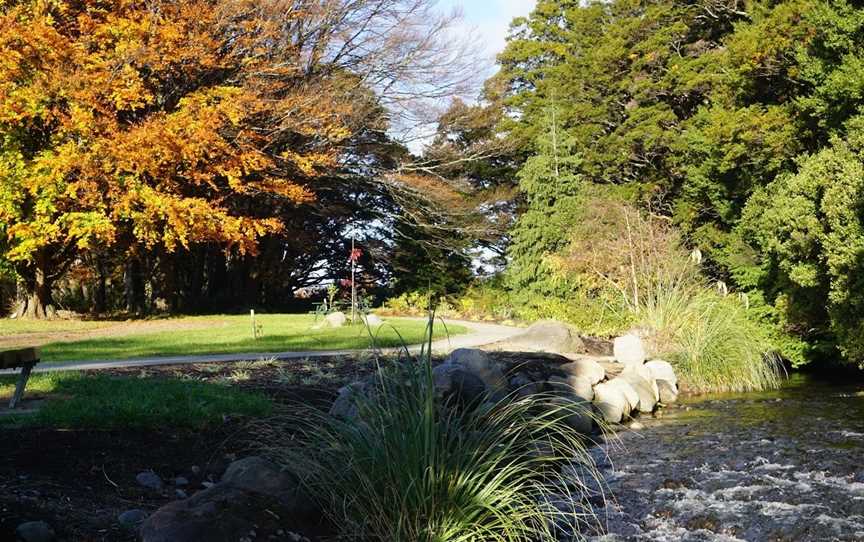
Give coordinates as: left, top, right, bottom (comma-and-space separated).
587, 374, 864, 541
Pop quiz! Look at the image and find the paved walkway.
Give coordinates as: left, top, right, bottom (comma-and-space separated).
12, 319, 522, 373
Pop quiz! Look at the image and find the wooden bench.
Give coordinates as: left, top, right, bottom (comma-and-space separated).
1, 347, 40, 409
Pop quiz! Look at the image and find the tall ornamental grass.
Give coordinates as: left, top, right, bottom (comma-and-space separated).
555, 197, 782, 393
253, 357, 605, 541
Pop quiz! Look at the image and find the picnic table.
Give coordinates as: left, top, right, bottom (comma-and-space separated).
1, 347, 40, 409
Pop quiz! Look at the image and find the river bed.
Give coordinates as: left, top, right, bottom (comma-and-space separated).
588, 374, 864, 541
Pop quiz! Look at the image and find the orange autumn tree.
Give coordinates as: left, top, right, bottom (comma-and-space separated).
0, 0, 360, 317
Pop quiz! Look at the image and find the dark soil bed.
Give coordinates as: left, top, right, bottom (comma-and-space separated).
0, 355, 390, 541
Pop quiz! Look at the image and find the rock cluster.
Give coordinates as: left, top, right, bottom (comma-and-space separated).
331, 323, 680, 434
428, 324, 680, 430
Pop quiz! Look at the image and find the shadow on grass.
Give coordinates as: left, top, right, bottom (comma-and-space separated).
40, 319, 459, 363
0, 372, 272, 429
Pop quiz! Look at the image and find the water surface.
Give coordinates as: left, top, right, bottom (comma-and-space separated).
589, 374, 864, 541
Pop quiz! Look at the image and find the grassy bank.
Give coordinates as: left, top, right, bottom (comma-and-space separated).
0, 371, 272, 429
0, 314, 466, 363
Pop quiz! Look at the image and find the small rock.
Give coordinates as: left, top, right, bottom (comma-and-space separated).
15, 521, 55, 542
627, 420, 645, 430
174, 476, 189, 487
201, 481, 216, 489
320, 311, 347, 329
362, 314, 384, 328
613, 334, 646, 365
191, 465, 201, 476
175, 489, 188, 499
118, 509, 147, 529
657, 379, 679, 404
645, 359, 677, 387
136, 471, 163, 491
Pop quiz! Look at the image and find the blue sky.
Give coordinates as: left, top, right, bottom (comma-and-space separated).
438, 0, 537, 68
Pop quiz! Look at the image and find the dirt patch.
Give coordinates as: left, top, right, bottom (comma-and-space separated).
0, 318, 232, 350
0, 355, 398, 541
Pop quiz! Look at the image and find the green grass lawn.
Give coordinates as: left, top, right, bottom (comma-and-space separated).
21, 314, 466, 363
0, 372, 272, 429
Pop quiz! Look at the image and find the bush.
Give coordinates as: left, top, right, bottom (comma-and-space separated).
254, 361, 605, 541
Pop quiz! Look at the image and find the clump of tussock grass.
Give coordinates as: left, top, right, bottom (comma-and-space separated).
252, 313, 607, 541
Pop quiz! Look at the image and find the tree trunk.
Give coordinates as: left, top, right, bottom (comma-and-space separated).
124, 257, 146, 315
14, 255, 56, 319
93, 258, 108, 315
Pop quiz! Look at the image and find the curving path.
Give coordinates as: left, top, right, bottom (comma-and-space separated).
13, 319, 522, 373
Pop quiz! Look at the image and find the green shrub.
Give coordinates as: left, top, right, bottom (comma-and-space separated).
254, 362, 605, 541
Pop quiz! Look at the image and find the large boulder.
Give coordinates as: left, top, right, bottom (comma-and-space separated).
613, 334, 646, 365
618, 371, 657, 414
645, 359, 677, 387
140, 457, 314, 542
560, 358, 605, 385
551, 396, 594, 434
506, 320, 586, 354
606, 377, 639, 416
592, 381, 628, 424
432, 363, 487, 404
657, 379, 679, 404
622, 364, 659, 402
445, 348, 508, 393
548, 375, 594, 402
15, 521, 55, 542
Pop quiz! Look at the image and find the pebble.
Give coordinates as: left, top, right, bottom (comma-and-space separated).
15, 521, 55, 542
117, 509, 147, 529
136, 471, 163, 491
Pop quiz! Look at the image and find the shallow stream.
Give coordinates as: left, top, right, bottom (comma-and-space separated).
589, 374, 864, 541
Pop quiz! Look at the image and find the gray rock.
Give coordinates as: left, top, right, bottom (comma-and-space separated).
136, 471, 163, 491
548, 375, 595, 402
432, 363, 487, 404
508, 320, 586, 354
174, 476, 189, 487
321, 311, 347, 328
175, 489, 188, 499
15, 521, 55, 542
118, 509, 147, 529
560, 357, 605, 385
646, 359, 677, 387
657, 379, 679, 404
329, 380, 369, 419
446, 348, 508, 392
552, 397, 594, 434
613, 334, 646, 365
607, 377, 640, 416
592, 381, 628, 424
509, 372, 544, 398
619, 372, 657, 414
221, 456, 298, 501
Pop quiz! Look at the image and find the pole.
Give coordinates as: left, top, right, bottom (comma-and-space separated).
351, 235, 356, 324
250, 309, 257, 340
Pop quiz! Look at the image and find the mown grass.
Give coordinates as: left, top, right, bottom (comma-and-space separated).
0, 371, 272, 429
9, 314, 465, 363
0, 318, 117, 335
